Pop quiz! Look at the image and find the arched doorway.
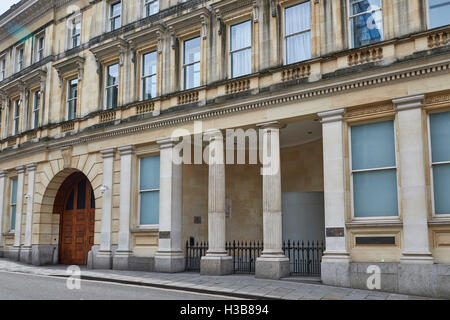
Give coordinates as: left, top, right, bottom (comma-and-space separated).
54, 172, 95, 265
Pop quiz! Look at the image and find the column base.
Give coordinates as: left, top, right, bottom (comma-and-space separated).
0, 247, 3, 258
7, 247, 20, 261
200, 254, 233, 276
155, 252, 185, 273
255, 255, 290, 280
19, 247, 32, 264
400, 252, 434, 264
112, 251, 133, 270
321, 253, 351, 287
93, 250, 113, 269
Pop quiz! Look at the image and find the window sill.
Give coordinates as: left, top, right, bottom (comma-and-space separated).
1, 231, 15, 236
346, 219, 402, 228
428, 218, 450, 226
131, 225, 159, 233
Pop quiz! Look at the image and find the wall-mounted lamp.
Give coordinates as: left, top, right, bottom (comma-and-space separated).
100, 185, 108, 195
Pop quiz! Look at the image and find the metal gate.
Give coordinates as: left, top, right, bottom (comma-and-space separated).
185, 240, 325, 276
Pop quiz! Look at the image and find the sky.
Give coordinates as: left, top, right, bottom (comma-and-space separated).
0, 0, 20, 16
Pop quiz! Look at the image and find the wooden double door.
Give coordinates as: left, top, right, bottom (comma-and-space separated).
58, 173, 95, 265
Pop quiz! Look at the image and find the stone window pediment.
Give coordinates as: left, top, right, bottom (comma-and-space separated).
90, 38, 128, 68
53, 56, 85, 87
166, 7, 210, 40
212, 0, 256, 23
124, 24, 165, 51
0, 68, 46, 97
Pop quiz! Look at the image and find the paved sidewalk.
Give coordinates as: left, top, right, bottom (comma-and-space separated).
0, 258, 432, 300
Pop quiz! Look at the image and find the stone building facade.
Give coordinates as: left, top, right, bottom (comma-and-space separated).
0, 0, 449, 298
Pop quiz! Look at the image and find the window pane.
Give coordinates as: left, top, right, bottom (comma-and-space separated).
143, 75, 157, 100
351, 120, 396, 170
285, 1, 311, 35
77, 179, 86, 209
68, 100, 77, 120
429, 0, 450, 29
433, 163, 450, 214
66, 189, 74, 210
69, 79, 78, 99
10, 205, 16, 230
430, 111, 450, 163
286, 32, 311, 64
184, 37, 201, 65
143, 51, 157, 77
184, 62, 200, 90
353, 169, 398, 217
350, 0, 383, 47
146, 0, 159, 16
107, 64, 119, 86
111, 2, 121, 17
140, 191, 159, 225
231, 48, 252, 78
106, 86, 118, 109
140, 155, 160, 190
11, 178, 17, 204
231, 21, 252, 51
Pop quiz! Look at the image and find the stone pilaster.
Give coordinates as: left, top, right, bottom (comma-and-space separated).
0, 170, 6, 257
20, 163, 36, 263
393, 94, 434, 264
113, 146, 135, 270
94, 148, 115, 269
318, 109, 351, 287
255, 122, 290, 280
200, 129, 233, 276
154, 138, 185, 273
11, 166, 25, 261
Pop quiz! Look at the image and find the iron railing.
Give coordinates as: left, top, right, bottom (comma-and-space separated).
185, 240, 325, 276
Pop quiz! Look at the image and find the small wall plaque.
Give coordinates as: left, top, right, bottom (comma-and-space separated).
326, 227, 345, 238
159, 231, 171, 239
194, 216, 202, 224
356, 236, 396, 245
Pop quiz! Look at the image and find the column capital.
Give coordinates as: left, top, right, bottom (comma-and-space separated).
0, 170, 6, 178
256, 121, 285, 130
118, 145, 135, 156
157, 137, 180, 149
100, 148, 116, 159
204, 129, 223, 142
317, 108, 345, 124
26, 163, 37, 172
15, 166, 25, 174
392, 94, 425, 111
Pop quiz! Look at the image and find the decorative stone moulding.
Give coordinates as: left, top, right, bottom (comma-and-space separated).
136, 101, 155, 115
7, 137, 17, 147
281, 64, 311, 82
99, 110, 117, 123
346, 103, 395, 119
428, 30, 449, 48
178, 90, 199, 105
226, 78, 250, 94
348, 47, 383, 66
61, 122, 75, 133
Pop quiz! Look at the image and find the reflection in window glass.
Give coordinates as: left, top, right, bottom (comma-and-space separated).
106, 64, 119, 109
429, 0, 450, 29
183, 37, 201, 90
349, 0, 383, 48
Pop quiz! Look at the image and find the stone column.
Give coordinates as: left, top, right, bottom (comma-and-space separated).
200, 129, 233, 275
155, 138, 185, 273
255, 122, 290, 280
317, 109, 351, 287
0, 170, 6, 257
113, 146, 134, 270
393, 94, 434, 264
20, 163, 36, 263
11, 166, 25, 261
94, 148, 115, 269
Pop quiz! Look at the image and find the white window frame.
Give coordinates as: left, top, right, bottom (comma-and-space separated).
10, 177, 18, 232
67, 78, 78, 120
137, 155, 160, 229
182, 36, 201, 91
34, 34, 45, 63
31, 90, 40, 129
110, 1, 122, 31
12, 99, 20, 135
104, 63, 119, 110
427, 111, 450, 218
71, 20, 81, 48
283, 1, 312, 65
229, 20, 252, 79
348, 120, 401, 221
16, 46, 24, 72
0, 58, 5, 81
144, 0, 159, 17
347, 0, 384, 49
141, 51, 158, 100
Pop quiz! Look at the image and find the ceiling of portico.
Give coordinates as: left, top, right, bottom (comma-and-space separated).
280, 119, 322, 148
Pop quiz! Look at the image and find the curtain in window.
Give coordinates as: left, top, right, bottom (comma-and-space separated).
184, 37, 201, 90
351, 120, 398, 217
350, 0, 383, 47
143, 51, 157, 99
429, 0, 450, 29
285, 2, 311, 64
430, 111, 450, 214
231, 21, 252, 78
140, 156, 160, 225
